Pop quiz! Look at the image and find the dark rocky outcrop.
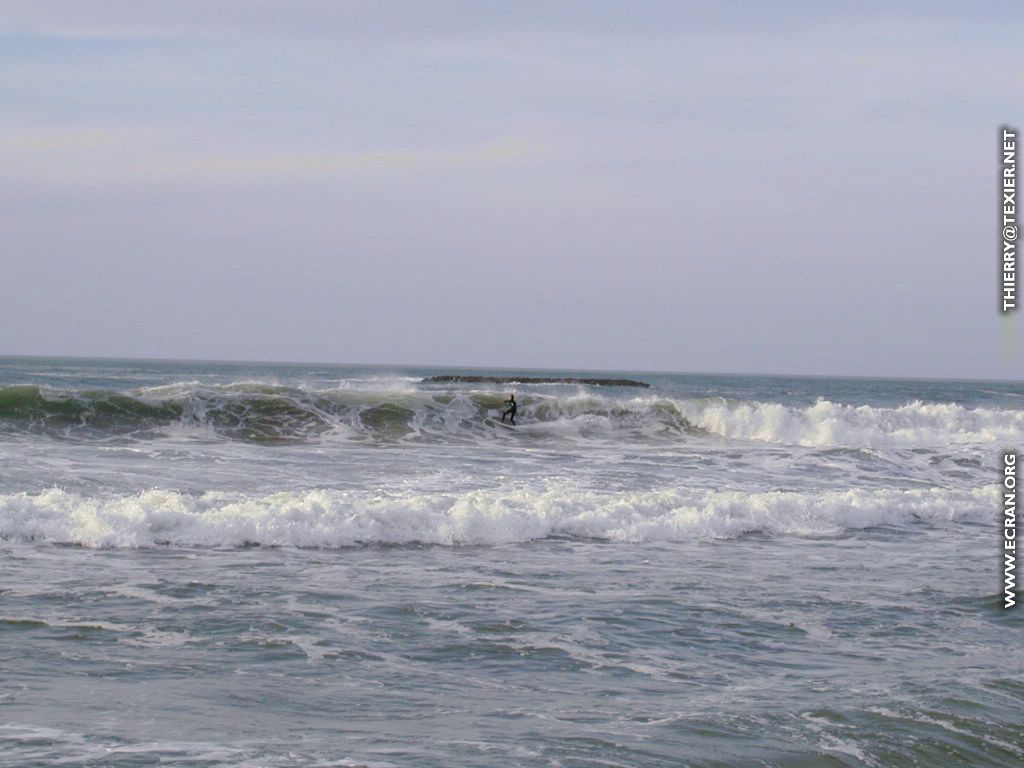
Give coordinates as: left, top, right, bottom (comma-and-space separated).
423, 375, 650, 388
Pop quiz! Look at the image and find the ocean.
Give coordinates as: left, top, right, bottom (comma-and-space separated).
0, 356, 1021, 767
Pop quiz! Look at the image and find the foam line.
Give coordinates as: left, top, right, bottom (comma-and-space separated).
0, 485, 997, 548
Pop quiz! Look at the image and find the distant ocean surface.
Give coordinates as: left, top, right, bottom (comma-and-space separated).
1, 356, 1021, 767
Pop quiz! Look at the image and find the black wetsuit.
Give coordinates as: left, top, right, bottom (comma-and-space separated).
502, 397, 517, 425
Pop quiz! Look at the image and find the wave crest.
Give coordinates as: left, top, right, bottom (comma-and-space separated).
679, 397, 1024, 447
0, 383, 1020, 448
0, 485, 997, 548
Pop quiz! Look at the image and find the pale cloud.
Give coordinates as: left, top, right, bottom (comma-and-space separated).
0, 126, 533, 188
0, 128, 116, 151
176, 139, 532, 179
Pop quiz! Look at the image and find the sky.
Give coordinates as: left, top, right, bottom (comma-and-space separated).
1, 1, 1021, 379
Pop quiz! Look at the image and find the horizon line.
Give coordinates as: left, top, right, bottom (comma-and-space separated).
0, 351, 1020, 386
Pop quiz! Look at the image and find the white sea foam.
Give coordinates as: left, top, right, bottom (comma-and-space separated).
675, 397, 1024, 447
0, 485, 996, 548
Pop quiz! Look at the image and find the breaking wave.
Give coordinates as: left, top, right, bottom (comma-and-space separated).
0, 485, 996, 548
677, 397, 1024, 447
0, 383, 1020, 448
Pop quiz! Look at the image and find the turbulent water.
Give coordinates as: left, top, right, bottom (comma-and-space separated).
1, 356, 1021, 766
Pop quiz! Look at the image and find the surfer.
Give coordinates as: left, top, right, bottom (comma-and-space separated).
501, 393, 517, 425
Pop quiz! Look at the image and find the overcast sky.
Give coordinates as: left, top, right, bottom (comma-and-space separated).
1, 1, 1021, 378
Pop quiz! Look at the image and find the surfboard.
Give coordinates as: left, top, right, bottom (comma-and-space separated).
486, 416, 516, 428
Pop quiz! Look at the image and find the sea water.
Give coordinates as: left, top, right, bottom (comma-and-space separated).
0, 356, 1021, 766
